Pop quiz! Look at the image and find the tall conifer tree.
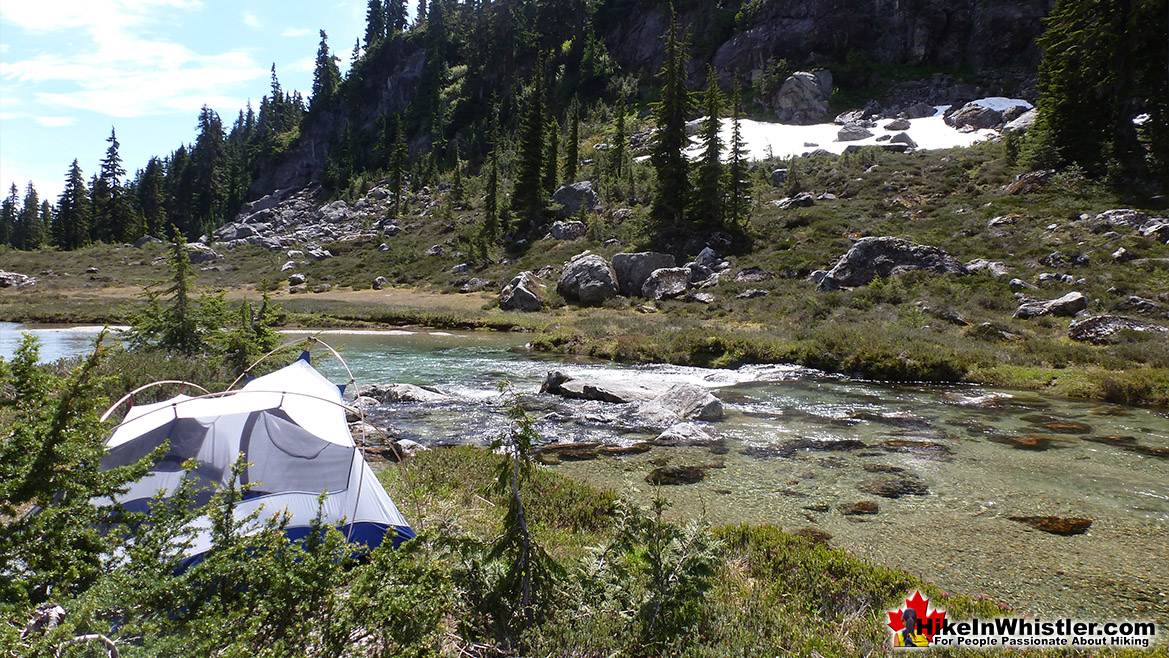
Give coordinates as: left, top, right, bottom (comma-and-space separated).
726, 75, 751, 226
0, 184, 14, 246
365, 0, 386, 49
55, 160, 91, 250
565, 99, 580, 184
612, 94, 627, 179
649, 10, 691, 233
543, 118, 560, 197
691, 66, 724, 229
511, 64, 547, 230
311, 30, 341, 114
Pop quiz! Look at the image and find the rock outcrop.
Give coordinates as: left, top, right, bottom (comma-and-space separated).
818, 237, 968, 289
552, 181, 600, 218
612, 252, 676, 297
557, 251, 619, 305
641, 267, 690, 301
549, 221, 586, 241
772, 71, 832, 125
1013, 292, 1087, 319
0, 271, 36, 289
500, 271, 546, 312
1067, 315, 1168, 344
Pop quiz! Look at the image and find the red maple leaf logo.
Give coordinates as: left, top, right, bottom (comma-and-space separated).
887, 590, 947, 641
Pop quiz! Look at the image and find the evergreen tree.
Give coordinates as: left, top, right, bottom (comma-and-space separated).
451, 147, 465, 205
54, 160, 91, 250
649, 11, 691, 233
511, 64, 548, 230
543, 117, 560, 197
726, 76, 751, 227
691, 66, 724, 229
96, 127, 139, 242
482, 141, 501, 242
1, 184, 17, 247
386, 0, 408, 34
17, 182, 45, 249
612, 94, 627, 179
311, 30, 342, 114
1023, 0, 1169, 183
365, 0, 386, 49
389, 115, 408, 218
190, 106, 227, 237
165, 146, 195, 238
565, 99, 580, 184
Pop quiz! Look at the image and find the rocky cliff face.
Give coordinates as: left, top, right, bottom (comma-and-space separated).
703, 0, 1051, 76
251, 0, 1051, 200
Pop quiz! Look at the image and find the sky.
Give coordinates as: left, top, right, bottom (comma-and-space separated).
0, 0, 405, 201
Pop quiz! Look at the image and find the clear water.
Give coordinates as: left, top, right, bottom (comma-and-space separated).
4, 322, 1168, 624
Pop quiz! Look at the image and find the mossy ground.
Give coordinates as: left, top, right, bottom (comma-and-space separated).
3, 140, 1167, 405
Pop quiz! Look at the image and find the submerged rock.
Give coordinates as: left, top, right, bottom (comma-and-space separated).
743, 438, 867, 459
791, 527, 833, 544
987, 434, 1073, 451
1008, 516, 1092, 536
537, 442, 600, 463
655, 422, 715, 446
646, 465, 706, 485
857, 473, 929, 498
838, 500, 880, 515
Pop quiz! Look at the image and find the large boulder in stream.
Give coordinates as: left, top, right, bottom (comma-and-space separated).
637, 384, 725, 428
557, 251, 619, 305
540, 371, 661, 403
818, 237, 968, 290
359, 383, 451, 404
541, 373, 724, 429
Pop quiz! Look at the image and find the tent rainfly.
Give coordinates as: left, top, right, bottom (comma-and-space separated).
100, 354, 414, 563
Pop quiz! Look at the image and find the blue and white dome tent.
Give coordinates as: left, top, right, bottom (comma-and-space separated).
98, 338, 414, 564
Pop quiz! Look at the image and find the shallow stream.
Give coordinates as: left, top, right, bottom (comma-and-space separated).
3, 322, 1167, 624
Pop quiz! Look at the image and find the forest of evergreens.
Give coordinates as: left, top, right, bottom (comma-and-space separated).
1, 0, 1165, 255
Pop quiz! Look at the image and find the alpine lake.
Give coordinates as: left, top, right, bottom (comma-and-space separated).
3, 322, 1167, 626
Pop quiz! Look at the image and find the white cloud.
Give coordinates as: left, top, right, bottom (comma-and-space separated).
293, 57, 316, 73
0, 0, 204, 34
282, 27, 310, 38
0, 2, 264, 119
35, 116, 76, 127
243, 11, 260, 29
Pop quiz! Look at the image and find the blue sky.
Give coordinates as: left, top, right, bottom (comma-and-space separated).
1, 0, 407, 201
